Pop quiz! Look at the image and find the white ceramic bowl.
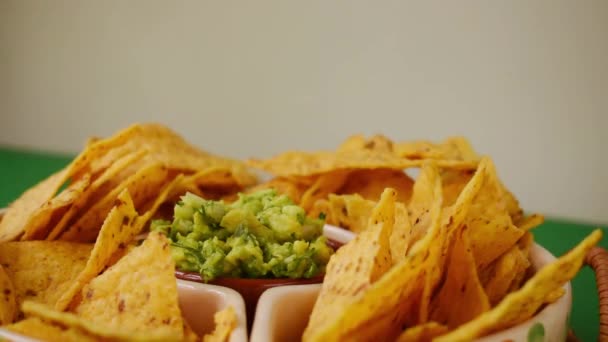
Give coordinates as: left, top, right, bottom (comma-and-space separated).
250, 229, 571, 342
0, 280, 248, 342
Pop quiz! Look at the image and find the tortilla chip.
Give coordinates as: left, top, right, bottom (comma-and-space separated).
389, 203, 412, 265
21, 175, 92, 241
518, 214, 545, 231
203, 306, 238, 342
406, 163, 443, 252
435, 229, 602, 341
248, 148, 417, 178
397, 322, 448, 342
55, 189, 140, 311
339, 169, 414, 203
22, 301, 179, 341
0, 241, 91, 312
300, 170, 351, 212
465, 158, 524, 268
311, 194, 375, 233
0, 168, 69, 242
337, 134, 394, 153
394, 136, 479, 165
430, 225, 490, 328
0, 264, 17, 324
72, 232, 183, 340
134, 174, 188, 231
6, 317, 97, 342
60, 163, 169, 242
46, 150, 147, 241
304, 188, 396, 341
303, 164, 452, 341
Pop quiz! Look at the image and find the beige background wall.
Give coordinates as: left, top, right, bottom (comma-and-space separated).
0, 1, 606, 223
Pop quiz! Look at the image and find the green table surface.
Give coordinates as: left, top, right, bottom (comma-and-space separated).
0, 147, 605, 340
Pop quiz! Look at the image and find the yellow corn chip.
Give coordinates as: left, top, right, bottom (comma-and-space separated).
300, 170, 350, 212
394, 136, 479, 165
0, 264, 16, 324
337, 134, 394, 153
397, 322, 448, 342
465, 158, 524, 268
6, 317, 97, 342
389, 203, 412, 265
60, 163, 169, 242
304, 188, 396, 341
46, 150, 147, 240
55, 189, 140, 311
0, 168, 68, 242
311, 194, 375, 233
72, 232, 184, 340
248, 148, 417, 178
436, 229, 602, 341
518, 214, 545, 231
21, 175, 91, 241
22, 301, 179, 341
339, 168, 414, 203
430, 225, 490, 328
0, 241, 91, 311
203, 306, 238, 342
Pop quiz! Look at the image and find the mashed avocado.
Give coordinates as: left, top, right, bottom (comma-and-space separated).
151, 189, 333, 281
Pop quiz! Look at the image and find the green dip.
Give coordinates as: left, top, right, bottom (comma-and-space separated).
151, 189, 333, 281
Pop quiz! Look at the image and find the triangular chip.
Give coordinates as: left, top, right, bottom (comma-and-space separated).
0, 168, 68, 242
389, 203, 412, 265
304, 188, 396, 341
0, 264, 17, 324
0, 241, 91, 311
310, 194, 375, 233
60, 163, 168, 242
55, 189, 140, 311
430, 225, 490, 328
71, 231, 184, 339
436, 229, 602, 341
518, 213, 545, 231
203, 306, 238, 342
465, 158, 524, 268
338, 169, 414, 203
46, 150, 147, 240
5, 317, 97, 342
21, 175, 91, 240
299, 170, 351, 212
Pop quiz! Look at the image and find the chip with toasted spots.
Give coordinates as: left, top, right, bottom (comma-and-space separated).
21, 175, 92, 241
55, 190, 140, 311
0, 241, 91, 312
304, 188, 396, 341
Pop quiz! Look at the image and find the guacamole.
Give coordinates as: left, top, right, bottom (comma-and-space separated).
151, 189, 333, 281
